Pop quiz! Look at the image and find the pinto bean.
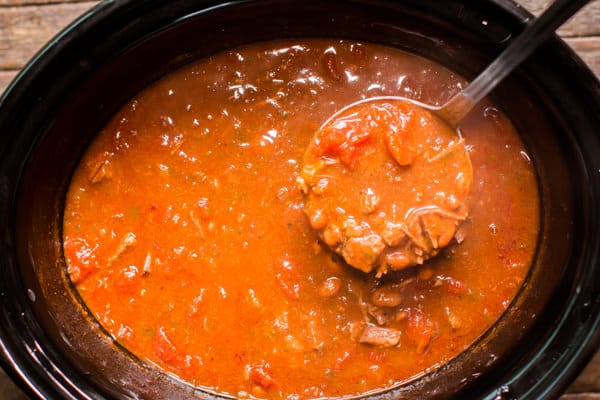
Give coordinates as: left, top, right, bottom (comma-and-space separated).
248, 363, 274, 388
309, 208, 328, 230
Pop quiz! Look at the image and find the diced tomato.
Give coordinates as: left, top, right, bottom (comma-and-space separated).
154, 326, 203, 377
312, 109, 375, 167
384, 121, 417, 166
406, 309, 436, 354
444, 277, 467, 295
382, 102, 419, 166
155, 326, 180, 365
63, 237, 96, 284
249, 362, 274, 388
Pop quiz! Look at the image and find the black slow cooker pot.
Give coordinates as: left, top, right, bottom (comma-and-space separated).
1, 1, 599, 399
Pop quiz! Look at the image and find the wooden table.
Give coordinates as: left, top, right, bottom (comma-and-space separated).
1, 0, 599, 399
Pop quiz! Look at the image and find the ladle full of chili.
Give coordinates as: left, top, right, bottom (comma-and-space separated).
299, 0, 592, 275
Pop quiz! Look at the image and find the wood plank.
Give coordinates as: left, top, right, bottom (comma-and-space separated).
0, 371, 28, 400
0, 0, 88, 5
562, 395, 600, 400
0, 2, 99, 69
557, 0, 600, 37
519, 0, 600, 37
568, 350, 600, 393
565, 37, 600, 78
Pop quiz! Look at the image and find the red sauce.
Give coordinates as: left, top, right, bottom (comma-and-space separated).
63, 40, 540, 399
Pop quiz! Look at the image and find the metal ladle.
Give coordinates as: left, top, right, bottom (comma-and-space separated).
302, 0, 593, 275
414, 0, 593, 127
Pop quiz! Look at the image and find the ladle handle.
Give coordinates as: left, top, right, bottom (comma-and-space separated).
442, 0, 592, 125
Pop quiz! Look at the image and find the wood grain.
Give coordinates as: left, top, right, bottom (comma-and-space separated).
0, 372, 28, 400
521, 0, 600, 36
0, 2, 99, 69
569, 350, 600, 393
0, 0, 87, 5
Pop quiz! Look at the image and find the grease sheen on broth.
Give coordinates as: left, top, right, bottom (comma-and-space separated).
63, 39, 540, 399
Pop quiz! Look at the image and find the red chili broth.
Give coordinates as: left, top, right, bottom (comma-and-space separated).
63, 39, 540, 399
